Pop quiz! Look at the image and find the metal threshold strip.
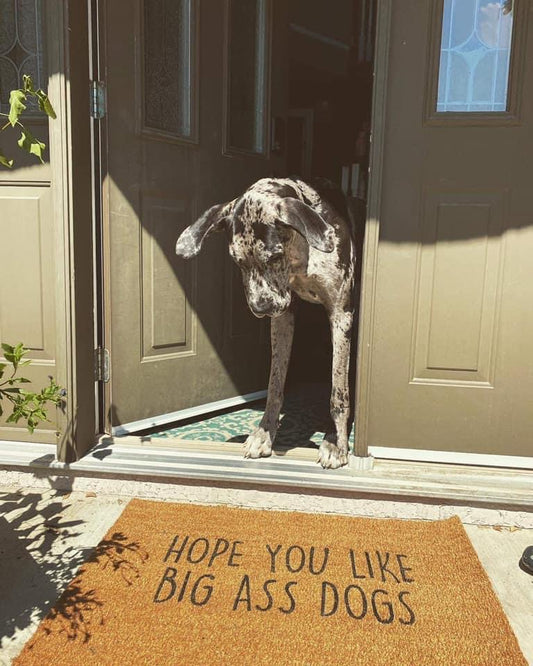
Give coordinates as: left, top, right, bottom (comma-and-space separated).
0, 438, 532, 509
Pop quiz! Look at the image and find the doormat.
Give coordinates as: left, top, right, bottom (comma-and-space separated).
16, 501, 526, 665
149, 383, 347, 449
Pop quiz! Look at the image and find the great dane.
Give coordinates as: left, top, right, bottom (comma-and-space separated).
176, 177, 355, 469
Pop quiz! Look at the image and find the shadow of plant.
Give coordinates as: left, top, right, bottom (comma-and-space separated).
42, 583, 104, 644
30, 531, 149, 645
92, 532, 149, 586
1, 490, 148, 653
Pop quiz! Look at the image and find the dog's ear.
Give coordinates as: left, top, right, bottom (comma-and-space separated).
277, 198, 334, 252
176, 202, 233, 258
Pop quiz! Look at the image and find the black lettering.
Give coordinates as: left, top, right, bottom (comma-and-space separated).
153, 566, 177, 603
364, 551, 375, 579
191, 574, 215, 606
279, 581, 297, 614
371, 589, 394, 624
266, 544, 282, 573
344, 585, 367, 620
320, 581, 339, 617
164, 535, 189, 563
208, 538, 230, 567
255, 579, 277, 612
177, 570, 192, 602
349, 550, 366, 579
398, 591, 416, 625
228, 541, 244, 567
396, 554, 414, 583
187, 537, 210, 564
286, 545, 305, 573
232, 575, 252, 611
375, 551, 400, 583
309, 547, 329, 575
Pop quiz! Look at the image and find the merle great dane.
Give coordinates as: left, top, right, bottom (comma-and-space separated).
175, 177, 355, 469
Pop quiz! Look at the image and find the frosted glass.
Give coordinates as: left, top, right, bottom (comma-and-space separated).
437, 0, 513, 112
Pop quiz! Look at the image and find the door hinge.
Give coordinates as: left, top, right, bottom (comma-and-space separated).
94, 347, 110, 383
90, 80, 106, 119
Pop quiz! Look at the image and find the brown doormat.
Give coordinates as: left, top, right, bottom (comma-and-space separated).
16, 500, 526, 665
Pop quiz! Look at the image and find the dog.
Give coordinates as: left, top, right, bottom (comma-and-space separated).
175, 177, 356, 469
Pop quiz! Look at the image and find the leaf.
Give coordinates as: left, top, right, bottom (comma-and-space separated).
36, 90, 57, 120
17, 128, 46, 163
9, 89, 27, 127
23, 74, 36, 93
0, 151, 13, 168
1, 343, 14, 356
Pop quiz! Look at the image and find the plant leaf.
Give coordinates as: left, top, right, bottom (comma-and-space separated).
0, 151, 13, 168
22, 74, 36, 93
35, 90, 57, 119
9, 89, 27, 127
17, 127, 46, 163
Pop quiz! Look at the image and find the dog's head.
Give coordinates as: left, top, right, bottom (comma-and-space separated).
175, 179, 334, 318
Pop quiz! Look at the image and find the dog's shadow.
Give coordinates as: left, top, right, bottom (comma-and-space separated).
227, 383, 333, 453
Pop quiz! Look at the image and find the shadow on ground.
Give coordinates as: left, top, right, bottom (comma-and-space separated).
0, 491, 146, 653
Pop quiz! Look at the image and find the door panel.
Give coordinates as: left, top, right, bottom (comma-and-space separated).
366, 0, 533, 457
104, 0, 286, 427
0, 1, 59, 444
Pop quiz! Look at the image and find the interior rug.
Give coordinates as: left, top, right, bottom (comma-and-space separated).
16, 500, 526, 665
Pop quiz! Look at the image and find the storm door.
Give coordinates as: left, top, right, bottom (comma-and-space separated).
359, 0, 533, 461
101, 0, 287, 432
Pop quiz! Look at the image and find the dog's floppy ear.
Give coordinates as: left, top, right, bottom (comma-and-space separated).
176, 202, 233, 258
277, 197, 334, 252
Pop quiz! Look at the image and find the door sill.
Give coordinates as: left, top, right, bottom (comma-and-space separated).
369, 446, 533, 470
0, 438, 532, 514
112, 390, 268, 436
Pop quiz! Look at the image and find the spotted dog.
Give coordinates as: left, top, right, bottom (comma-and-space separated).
176, 177, 355, 469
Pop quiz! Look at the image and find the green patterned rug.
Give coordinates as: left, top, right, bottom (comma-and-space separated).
150, 383, 355, 448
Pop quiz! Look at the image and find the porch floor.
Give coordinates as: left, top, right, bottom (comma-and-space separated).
0, 482, 532, 664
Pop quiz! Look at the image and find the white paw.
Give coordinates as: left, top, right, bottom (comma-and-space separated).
318, 439, 348, 469
243, 427, 274, 459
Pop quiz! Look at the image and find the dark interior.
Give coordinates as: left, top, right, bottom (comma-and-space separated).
285, 0, 375, 389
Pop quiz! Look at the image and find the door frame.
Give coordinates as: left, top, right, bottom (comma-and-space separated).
50, 0, 96, 462
353, 0, 391, 460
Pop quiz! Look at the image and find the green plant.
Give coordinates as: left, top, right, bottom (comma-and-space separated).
0, 74, 56, 168
0, 343, 65, 433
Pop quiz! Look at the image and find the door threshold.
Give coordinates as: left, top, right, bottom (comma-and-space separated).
0, 437, 532, 513
113, 390, 268, 436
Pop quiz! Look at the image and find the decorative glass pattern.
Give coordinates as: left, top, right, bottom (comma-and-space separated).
437, 0, 514, 112
143, 0, 193, 137
0, 0, 46, 113
227, 0, 268, 153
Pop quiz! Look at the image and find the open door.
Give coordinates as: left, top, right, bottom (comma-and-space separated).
101, 0, 288, 432
359, 0, 533, 462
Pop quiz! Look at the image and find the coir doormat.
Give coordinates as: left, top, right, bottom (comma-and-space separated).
16, 500, 526, 665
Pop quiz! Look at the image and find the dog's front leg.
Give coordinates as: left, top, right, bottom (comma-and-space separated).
318, 309, 353, 469
244, 309, 295, 459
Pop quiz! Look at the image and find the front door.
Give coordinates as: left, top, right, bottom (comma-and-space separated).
361, 0, 533, 459
102, 0, 287, 430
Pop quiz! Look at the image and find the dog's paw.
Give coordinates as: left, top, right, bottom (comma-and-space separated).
318, 439, 348, 469
243, 427, 274, 459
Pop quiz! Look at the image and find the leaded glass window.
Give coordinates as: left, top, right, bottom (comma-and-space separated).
437, 0, 514, 112
0, 0, 47, 113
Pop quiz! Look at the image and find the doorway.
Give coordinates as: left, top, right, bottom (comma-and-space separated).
100, 0, 376, 450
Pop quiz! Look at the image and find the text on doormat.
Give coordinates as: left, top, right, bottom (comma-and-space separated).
153, 534, 416, 625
